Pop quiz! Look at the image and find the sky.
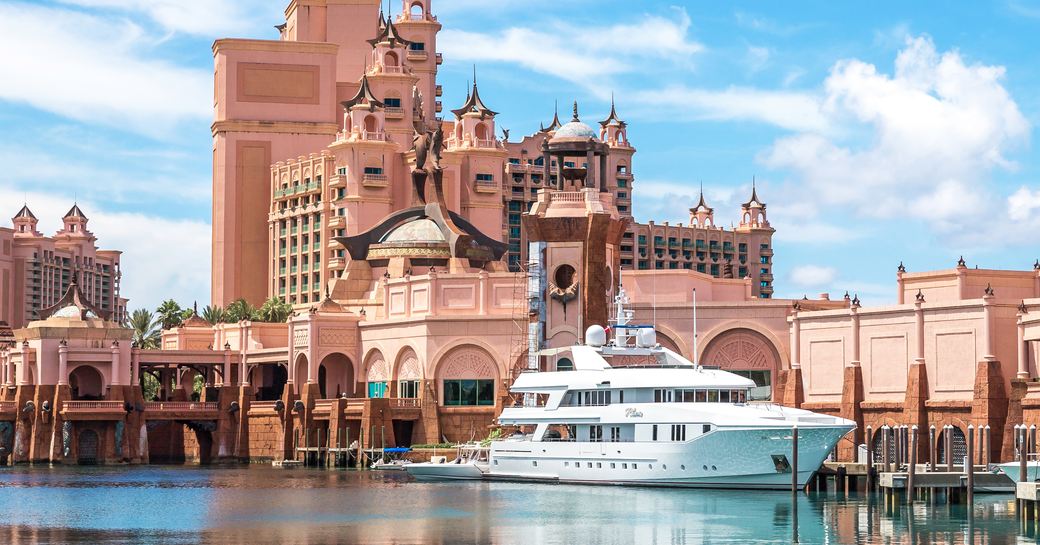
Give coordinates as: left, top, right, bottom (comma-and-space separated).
1, 0, 1038, 310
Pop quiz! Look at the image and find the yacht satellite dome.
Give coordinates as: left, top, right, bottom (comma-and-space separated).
585, 324, 606, 347
635, 328, 657, 348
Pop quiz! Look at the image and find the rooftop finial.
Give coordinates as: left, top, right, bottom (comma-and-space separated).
898, 261, 906, 273
984, 283, 994, 297
1034, 259, 1039, 271
915, 289, 925, 303
852, 294, 860, 307
473, 64, 477, 86
572, 100, 579, 122
957, 255, 966, 267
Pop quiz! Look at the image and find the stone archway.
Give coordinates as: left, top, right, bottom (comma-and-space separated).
394, 348, 422, 399
700, 328, 782, 400
293, 353, 309, 395
434, 345, 499, 406
318, 353, 354, 399
69, 365, 104, 400
364, 350, 390, 398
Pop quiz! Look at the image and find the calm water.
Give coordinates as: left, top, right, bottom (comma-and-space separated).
0, 465, 1032, 544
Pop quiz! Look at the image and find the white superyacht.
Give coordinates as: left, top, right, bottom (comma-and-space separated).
407, 287, 855, 489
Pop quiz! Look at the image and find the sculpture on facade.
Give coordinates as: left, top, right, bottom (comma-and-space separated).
411, 123, 444, 204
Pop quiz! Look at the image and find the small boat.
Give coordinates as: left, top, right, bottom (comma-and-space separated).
404, 443, 490, 480
370, 447, 413, 471
995, 460, 1040, 483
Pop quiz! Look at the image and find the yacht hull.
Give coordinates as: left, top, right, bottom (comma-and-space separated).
404, 462, 487, 481
485, 425, 852, 490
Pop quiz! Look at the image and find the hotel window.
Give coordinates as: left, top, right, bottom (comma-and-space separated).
337, 167, 347, 175
761, 281, 769, 288
760, 256, 770, 264
617, 192, 627, 199
443, 379, 495, 406
399, 380, 420, 399
384, 97, 402, 108
476, 173, 494, 182
618, 206, 628, 213
617, 179, 627, 188
364, 166, 384, 175
609, 426, 621, 442
368, 381, 388, 398
508, 158, 520, 164
760, 268, 769, 275
589, 425, 603, 442
409, 42, 425, 51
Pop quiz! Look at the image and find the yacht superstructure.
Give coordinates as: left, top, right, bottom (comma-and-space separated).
407, 287, 855, 489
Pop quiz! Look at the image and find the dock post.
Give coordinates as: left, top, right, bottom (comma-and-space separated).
294, 428, 300, 463
984, 425, 991, 466
1021, 426, 1029, 483
882, 425, 891, 474
344, 427, 350, 468
945, 425, 954, 472
929, 425, 937, 472
792, 425, 799, 494
837, 465, 847, 495
318, 427, 324, 468
966, 425, 974, 505
907, 426, 918, 503
865, 426, 874, 491
1031, 425, 1037, 461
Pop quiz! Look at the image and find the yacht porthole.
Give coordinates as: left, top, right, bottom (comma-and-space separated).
681, 465, 686, 470
494, 460, 498, 465
533, 461, 538, 467
633, 463, 638, 470
711, 465, 717, 471
703, 465, 708, 470
648, 464, 653, 469
564, 462, 569, 467
662, 464, 667, 470
622, 463, 628, 469
610, 463, 616, 469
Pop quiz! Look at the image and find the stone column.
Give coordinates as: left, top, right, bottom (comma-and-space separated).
18, 340, 29, 385
599, 153, 607, 192
914, 293, 926, 365
896, 263, 906, 304
131, 349, 140, 387
110, 341, 121, 386
1019, 309, 1029, 379
850, 301, 861, 366
983, 286, 995, 361
1, 349, 9, 388
790, 312, 801, 369
57, 340, 68, 386
222, 344, 231, 387
585, 149, 595, 189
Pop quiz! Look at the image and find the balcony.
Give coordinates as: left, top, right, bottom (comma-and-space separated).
143, 401, 219, 420
362, 173, 389, 188
406, 50, 428, 61
435, 53, 443, 65
329, 174, 347, 188
384, 106, 405, 119
328, 257, 346, 270
377, 65, 406, 74
475, 179, 499, 193
328, 216, 346, 229
361, 130, 386, 142
0, 401, 13, 417
327, 239, 343, 250
474, 138, 497, 148
435, 101, 442, 113
435, 85, 442, 97
61, 401, 127, 421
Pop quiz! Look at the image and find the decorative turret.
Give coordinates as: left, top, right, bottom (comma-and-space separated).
738, 180, 769, 229
689, 185, 714, 228
599, 95, 629, 147
398, 0, 433, 22
449, 75, 498, 149
367, 14, 412, 76
340, 75, 387, 141
58, 203, 93, 238
12, 204, 40, 237
541, 101, 562, 133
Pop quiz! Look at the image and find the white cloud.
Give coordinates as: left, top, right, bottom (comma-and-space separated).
55, 0, 275, 36
630, 86, 828, 132
0, 3, 211, 136
1008, 186, 1040, 221
0, 187, 210, 312
438, 8, 703, 92
789, 265, 838, 288
745, 45, 771, 73
760, 35, 1029, 240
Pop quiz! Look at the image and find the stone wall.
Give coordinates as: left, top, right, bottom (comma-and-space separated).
246, 414, 286, 462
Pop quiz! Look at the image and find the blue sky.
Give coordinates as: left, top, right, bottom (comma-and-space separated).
1, 0, 1038, 310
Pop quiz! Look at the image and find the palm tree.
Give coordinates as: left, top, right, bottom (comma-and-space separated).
155, 299, 184, 330
223, 298, 257, 323
201, 304, 224, 325
128, 309, 160, 349
256, 297, 293, 323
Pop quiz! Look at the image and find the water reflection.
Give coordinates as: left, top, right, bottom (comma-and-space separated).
0, 466, 1027, 544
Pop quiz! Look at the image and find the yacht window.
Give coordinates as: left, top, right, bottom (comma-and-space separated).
597, 462, 602, 468
609, 426, 621, 442
611, 463, 616, 469
622, 463, 628, 469
567, 425, 577, 440
671, 425, 687, 441
619, 390, 624, 403
587, 462, 592, 468
683, 390, 695, 403
737, 390, 747, 403
556, 357, 574, 371
564, 462, 569, 467
652, 424, 658, 441
702, 424, 711, 434
589, 425, 603, 442
720, 390, 731, 403
707, 390, 719, 403
654, 389, 662, 403
695, 390, 707, 402
633, 464, 638, 470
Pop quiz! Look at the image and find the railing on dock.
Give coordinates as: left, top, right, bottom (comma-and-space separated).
144, 402, 217, 412
0, 401, 14, 413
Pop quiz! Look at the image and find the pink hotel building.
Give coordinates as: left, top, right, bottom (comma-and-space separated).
3, 0, 1039, 466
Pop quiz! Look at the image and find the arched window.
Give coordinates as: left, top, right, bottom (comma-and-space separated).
556, 358, 574, 371
474, 122, 490, 142
409, 1, 424, 19
384, 51, 399, 67
363, 114, 378, 133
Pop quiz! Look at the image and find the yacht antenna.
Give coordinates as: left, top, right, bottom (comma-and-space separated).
692, 288, 699, 369
652, 263, 657, 330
